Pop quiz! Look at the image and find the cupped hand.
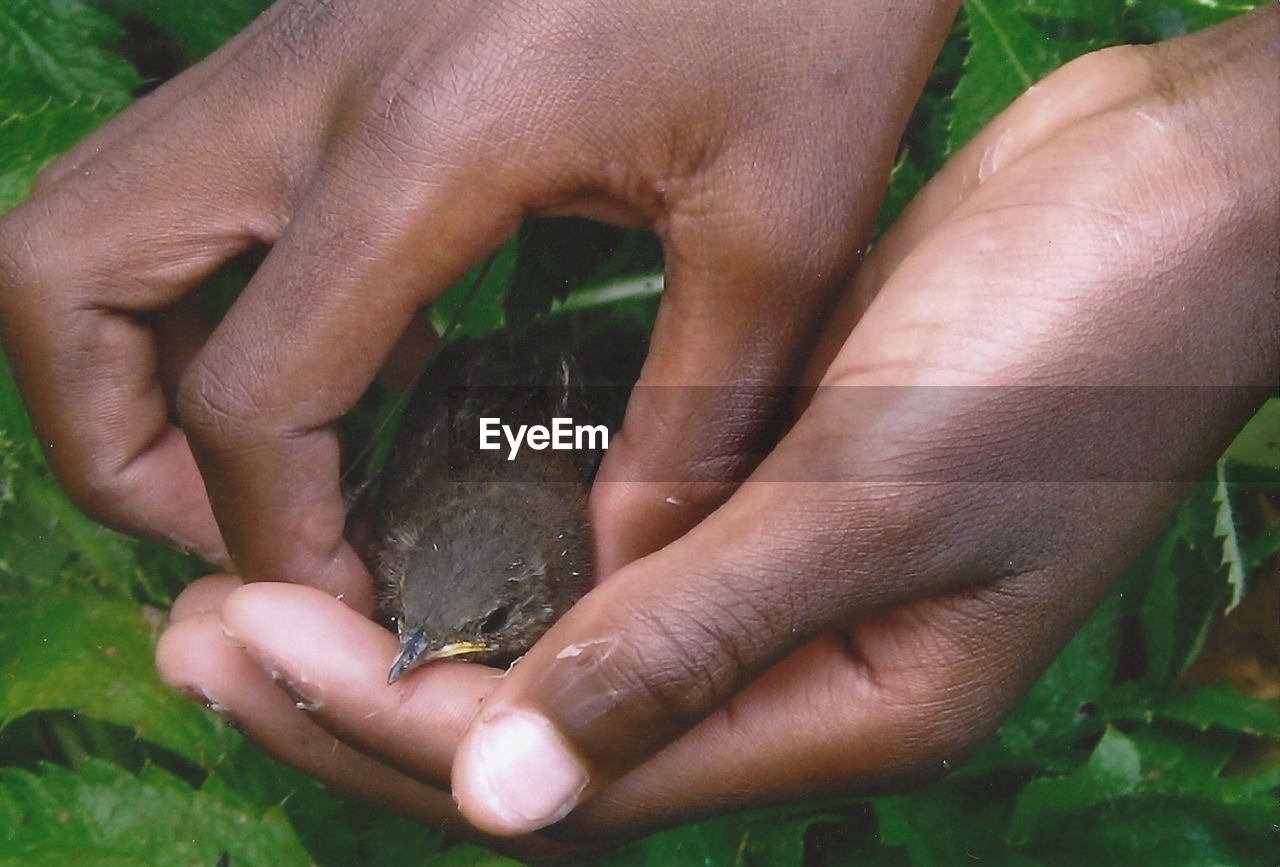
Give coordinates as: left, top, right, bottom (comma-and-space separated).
156, 4, 1278, 850
0, 0, 957, 606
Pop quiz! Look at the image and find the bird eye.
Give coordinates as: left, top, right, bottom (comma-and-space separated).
480, 605, 510, 635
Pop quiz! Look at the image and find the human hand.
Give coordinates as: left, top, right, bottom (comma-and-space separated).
155, 5, 1280, 844
0, 0, 958, 608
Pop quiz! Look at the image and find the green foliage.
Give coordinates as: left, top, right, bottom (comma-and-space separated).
604, 810, 823, 867
0, 591, 233, 764
949, 0, 1073, 152
0, 1, 1276, 866
1213, 461, 1248, 610
0, 0, 138, 209
0, 759, 313, 866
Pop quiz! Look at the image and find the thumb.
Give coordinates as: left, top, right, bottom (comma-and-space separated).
450, 489, 808, 835
449, 403, 974, 836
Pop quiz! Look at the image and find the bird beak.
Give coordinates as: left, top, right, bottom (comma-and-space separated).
387, 630, 488, 684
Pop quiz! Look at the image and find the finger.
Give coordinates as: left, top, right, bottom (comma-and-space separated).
153, 294, 218, 406
174, 150, 519, 604
568, 573, 1098, 837
157, 612, 431, 808
589, 149, 878, 575
159, 591, 590, 862
155, 611, 572, 861
376, 312, 438, 391
218, 582, 495, 790
168, 573, 243, 622
453, 466, 994, 835
588, 4, 959, 574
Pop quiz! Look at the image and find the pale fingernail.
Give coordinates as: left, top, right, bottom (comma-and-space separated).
223, 628, 323, 711
460, 711, 587, 834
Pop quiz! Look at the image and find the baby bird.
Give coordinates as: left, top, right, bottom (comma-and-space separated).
368, 334, 596, 683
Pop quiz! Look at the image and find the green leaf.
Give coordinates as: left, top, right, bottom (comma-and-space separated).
1130, 530, 1181, 694
980, 589, 1125, 769
0, 349, 40, 462
1125, 0, 1269, 40
1129, 483, 1231, 691
606, 811, 818, 867
872, 783, 1020, 866
1009, 727, 1142, 844
1224, 397, 1280, 483
420, 846, 523, 867
876, 149, 929, 236
0, 592, 230, 766
1242, 524, 1280, 574
1119, 724, 1241, 787
0, 351, 200, 603
0, 454, 196, 604
429, 240, 518, 339
0, 0, 139, 211
948, 0, 1140, 155
1211, 460, 1247, 611
949, 1, 1066, 152
1006, 724, 1279, 864
0, 759, 312, 867
1014, 795, 1277, 866
1152, 684, 1280, 738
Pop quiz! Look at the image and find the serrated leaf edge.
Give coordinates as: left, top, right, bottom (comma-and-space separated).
1211, 459, 1246, 611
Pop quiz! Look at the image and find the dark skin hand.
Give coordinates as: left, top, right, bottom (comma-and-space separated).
153, 7, 1279, 855
0, 0, 958, 614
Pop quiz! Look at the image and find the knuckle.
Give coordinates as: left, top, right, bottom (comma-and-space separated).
594, 600, 751, 727
175, 357, 263, 450
45, 438, 139, 534
348, 59, 492, 171
0, 209, 46, 299
65, 463, 132, 527
0, 201, 83, 319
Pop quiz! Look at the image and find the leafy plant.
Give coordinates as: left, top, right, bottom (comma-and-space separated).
1, 1, 1276, 865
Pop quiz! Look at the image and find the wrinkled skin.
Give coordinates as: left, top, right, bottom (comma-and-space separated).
2, 0, 1278, 861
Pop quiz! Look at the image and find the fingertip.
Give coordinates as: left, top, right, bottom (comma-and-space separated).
169, 573, 244, 622
154, 614, 200, 691
219, 580, 320, 643
453, 710, 589, 836
154, 611, 241, 704
219, 580, 395, 692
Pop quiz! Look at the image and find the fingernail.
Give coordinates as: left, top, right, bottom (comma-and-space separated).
175, 684, 213, 707
224, 628, 323, 712
175, 685, 239, 730
271, 670, 323, 712
463, 711, 588, 834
